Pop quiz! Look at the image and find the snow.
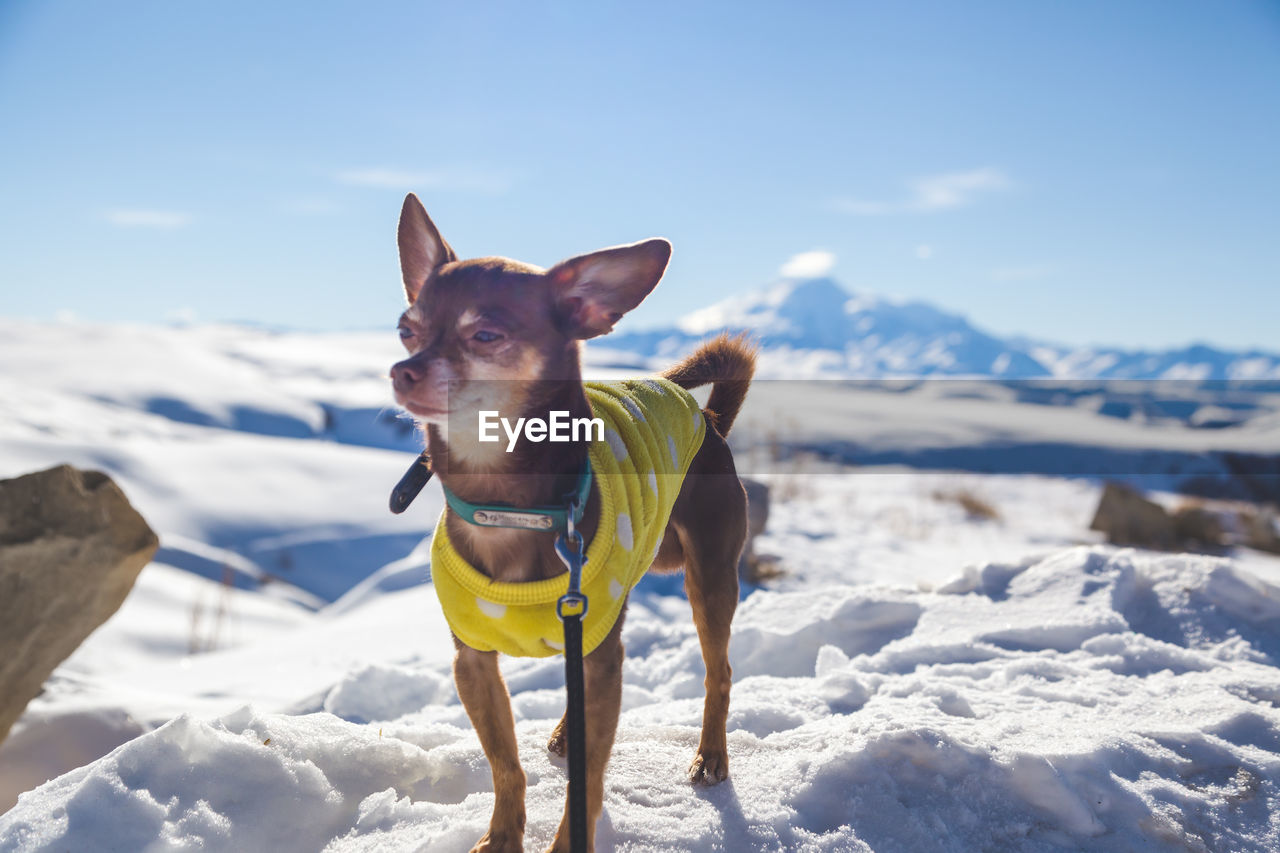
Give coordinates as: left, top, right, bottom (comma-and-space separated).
0, 318, 436, 603
4, 319, 1280, 851
6, 547, 1280, 851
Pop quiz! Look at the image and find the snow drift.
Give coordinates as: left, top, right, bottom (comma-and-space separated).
4, 547, 1280, 852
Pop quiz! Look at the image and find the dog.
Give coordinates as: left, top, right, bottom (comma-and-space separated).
389, 193, 754, 853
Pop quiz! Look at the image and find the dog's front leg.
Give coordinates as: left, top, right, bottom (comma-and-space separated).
454, 639, 526, 853
546, 613, 626, 853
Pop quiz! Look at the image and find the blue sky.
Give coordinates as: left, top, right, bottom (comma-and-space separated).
2, 0, 1277, 350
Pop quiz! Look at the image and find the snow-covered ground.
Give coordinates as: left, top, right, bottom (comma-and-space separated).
3, 320, 1280, 851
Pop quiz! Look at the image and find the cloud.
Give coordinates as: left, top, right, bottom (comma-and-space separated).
779, 250, 836, 278
104, 209, 192, 228
335, 167, 511, 194
833, 167, 1011, 216
991, 264, 1054, 282
914, 244, 934, 260
165, 307, 198, 325
910, 168, 1010, 211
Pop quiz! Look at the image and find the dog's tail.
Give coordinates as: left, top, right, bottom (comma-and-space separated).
662, 333, 757, 437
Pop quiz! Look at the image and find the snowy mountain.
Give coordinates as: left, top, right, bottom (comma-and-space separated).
604, 277, 1280, 380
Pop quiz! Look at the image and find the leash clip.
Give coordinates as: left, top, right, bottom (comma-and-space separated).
555, 500, 589, 621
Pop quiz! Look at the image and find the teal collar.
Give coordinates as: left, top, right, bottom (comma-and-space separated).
443, 459, 593, 532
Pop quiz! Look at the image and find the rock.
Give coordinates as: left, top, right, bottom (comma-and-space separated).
1171, 503, 1228, 551
738, 478, 775, 581
0, 466, 157, 743
1241, 506, 1280, 554
744, 478, 770, 542
1090, 482, 1278, 555
1089, 482, 1177, 550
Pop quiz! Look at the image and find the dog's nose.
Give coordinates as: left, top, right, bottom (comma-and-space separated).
391, 359, 422, 392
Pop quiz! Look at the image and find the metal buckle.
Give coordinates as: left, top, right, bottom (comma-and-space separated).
556, 591, 588, 620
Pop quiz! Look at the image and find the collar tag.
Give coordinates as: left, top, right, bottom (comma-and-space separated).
471, 509, 557, 530
441, 457, 593, 532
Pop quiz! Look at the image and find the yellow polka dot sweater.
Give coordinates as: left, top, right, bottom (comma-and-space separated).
430, 378, 707, 657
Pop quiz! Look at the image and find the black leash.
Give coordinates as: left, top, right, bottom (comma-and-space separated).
554, 513, 590, 853
389, 450, 591, 852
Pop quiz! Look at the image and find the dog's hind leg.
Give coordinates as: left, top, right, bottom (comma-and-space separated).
673, 438, 746, 785
682, 534, 740, 784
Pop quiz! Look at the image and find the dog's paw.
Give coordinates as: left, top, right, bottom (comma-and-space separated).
687, 750, 729, 786
470, 829, 523, 853
547, 726, 567, 757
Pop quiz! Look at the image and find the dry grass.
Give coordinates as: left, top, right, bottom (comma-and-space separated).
737, 426, 825, 504
933, 488, 1001, 521
882, 505, 933, 540
188, 564, 234, 654
743, 554, 786, 584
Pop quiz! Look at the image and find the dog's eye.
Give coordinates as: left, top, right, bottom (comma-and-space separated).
472, 330, 503, 343
397, 326, 413, 340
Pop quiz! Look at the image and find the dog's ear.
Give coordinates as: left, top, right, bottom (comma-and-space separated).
398, 193, 457, 303
548, 238, 672, 339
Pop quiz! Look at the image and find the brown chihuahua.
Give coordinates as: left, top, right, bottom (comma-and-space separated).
389, 193, 754, 853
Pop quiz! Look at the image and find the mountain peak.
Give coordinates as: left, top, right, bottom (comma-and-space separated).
608, 276, 1280, 380
678, 276, 853, 343
766, 276, 851, 305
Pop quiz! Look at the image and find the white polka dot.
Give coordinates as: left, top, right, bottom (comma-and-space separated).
476, 597, 506, 619
642, 379, 664, 394
544, 637, 564, 651
668, 435, 679, 468
647, 470, 657, 494
693, 408, 702, 431
616, 513, 633, 551
651, 540, 662, 561
621, 396, 646, 423
609, 578, 624, 600
604, 428, 628, 461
